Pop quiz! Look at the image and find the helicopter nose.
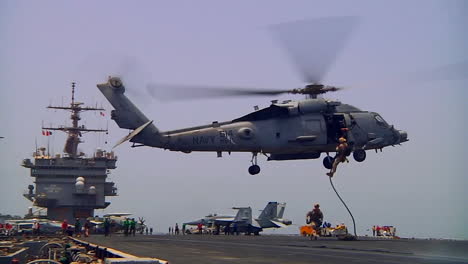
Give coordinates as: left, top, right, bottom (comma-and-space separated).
397, 130, 408, 143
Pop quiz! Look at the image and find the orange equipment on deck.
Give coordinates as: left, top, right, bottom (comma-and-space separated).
300, 225, 317, 236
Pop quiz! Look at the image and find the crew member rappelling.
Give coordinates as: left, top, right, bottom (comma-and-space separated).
327, 136, 349, 177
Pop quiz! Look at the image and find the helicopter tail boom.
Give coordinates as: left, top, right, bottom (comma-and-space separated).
97, 77, 161, 147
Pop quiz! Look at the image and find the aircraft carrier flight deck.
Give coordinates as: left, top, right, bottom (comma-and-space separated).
81, 234, 468, 264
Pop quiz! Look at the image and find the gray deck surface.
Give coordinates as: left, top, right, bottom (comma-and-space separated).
82, 234, 468, 264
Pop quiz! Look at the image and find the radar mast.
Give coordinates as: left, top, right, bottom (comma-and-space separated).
42, 82, 107, 157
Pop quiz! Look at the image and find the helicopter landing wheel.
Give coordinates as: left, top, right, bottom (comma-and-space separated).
323, 156, 334, 170
249, 152, 261, 175
353, 149, 366, 162
248, 165, 261, 175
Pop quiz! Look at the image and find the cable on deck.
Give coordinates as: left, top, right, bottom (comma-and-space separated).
329, 176, 357, 238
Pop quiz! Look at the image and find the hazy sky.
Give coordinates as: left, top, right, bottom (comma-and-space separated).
1, 0, 467, 239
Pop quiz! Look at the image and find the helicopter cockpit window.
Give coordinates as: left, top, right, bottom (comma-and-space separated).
374, 115, 389, 127
234, 105, 289, 122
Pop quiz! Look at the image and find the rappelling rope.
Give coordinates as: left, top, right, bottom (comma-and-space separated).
329, 176, 357, 237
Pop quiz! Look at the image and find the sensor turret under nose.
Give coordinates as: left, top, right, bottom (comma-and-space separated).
398, 130, 408, 143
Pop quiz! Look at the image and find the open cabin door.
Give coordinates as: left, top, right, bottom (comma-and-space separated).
326, 114, 345, 144
325, 113, 355, 145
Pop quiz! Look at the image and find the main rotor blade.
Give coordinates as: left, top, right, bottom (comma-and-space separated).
147, 83, 291, 101
270, 16, 360, 83
351, 60, 468, 90
407, 60, 468, 83
111, 57, 152, 102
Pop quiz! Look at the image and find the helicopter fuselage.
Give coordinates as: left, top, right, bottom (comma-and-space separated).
98, 77, 408, 171
134, 99, 407, 157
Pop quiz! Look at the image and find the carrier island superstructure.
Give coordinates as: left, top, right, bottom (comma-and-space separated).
22, 82, 118, 221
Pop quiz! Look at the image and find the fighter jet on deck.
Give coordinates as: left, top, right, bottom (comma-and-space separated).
184, 202, 292, 235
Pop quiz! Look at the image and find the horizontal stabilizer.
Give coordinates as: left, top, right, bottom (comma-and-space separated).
114, 120, 153, 149
270, 220, 288, 228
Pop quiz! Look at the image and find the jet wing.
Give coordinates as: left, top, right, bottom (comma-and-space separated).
185, 216, 236, 226
103, 213, 133, 217
183, 219, 207, 225
213, 218, 235, 224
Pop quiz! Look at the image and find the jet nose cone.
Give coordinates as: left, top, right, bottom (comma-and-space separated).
398, 130, 408, 143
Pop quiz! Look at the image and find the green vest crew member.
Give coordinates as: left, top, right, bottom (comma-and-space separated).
123, 219, 130, 236
130, 218, 136, 236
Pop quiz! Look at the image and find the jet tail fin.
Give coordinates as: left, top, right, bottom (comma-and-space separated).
233, 207, 252, 225
258, 202, 278, 221
277, 203, 286, 219
256, 202, 291, 228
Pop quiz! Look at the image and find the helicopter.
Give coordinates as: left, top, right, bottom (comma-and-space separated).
97, 17, 409, 175
98, 78, 407, 175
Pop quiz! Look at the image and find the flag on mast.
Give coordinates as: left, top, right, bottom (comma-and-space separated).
42, 131, 53, 136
